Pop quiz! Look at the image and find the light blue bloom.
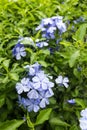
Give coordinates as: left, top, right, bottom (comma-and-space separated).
47, 26, 56, 33
36, 41, 48, 48
36, 16, 66, 40
42, 18, 54, 26
56, 22, 66, 33
16, 78, 31, 94
55, 75, 69, 88
52, 16, 63, 22
67, 99, 75, 104
40, 98, 49, 108
79, 117, 87, 130
81, 108, 87, 118
18, 96, 40, 112
27, 89, 39, 99
32, 71, 54, 90
79, 108, 87, 130
12, 43, 26, 60
24, 62, 41, 76
42, 32, 55, 39
39, 88, 54, 108
27, 99, 40, 112
18, 96, 29, 109
16, 62, 54, 112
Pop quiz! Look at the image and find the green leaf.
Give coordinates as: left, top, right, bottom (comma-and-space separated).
9, 73, 19, 81
69, 50, 80, 67
49, 117, 70, 127
38, 61, 48, 67
0, 119, 24, 130
6, 98, 13, 110
70, 124, 79, 130
75, 98, 86, 108
73, 68, 81, 79
27, 113, 34, 129
40, 49, 50, 55
0, 94, 5, 108
55, 126, 65, 130
0, 57, 5, 63
35, 108, 52, 126
2, 59, 10, 71
73, 24, 87, 42
49, 97, 56, 105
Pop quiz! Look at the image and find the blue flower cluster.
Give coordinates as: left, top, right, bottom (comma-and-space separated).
16, 62, 54, 112
12, 43, 26, 60
12, 37, 34, 60
36, 16, 66, 39
79, 108, 87, 130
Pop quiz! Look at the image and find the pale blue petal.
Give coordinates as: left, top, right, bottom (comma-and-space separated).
55, 75, 63, 84
34, 105, 40, 112
27, 90, 39, 99
48, 82, 54, 88
45, 89, 54, 98
20, 47, 25, 52
16, 83, 23, 94
63, 82, 68, 88
20, 51, 26, 57
42, 82, 48, 90
63, 77, 69, 83
16, 53, 21, 60
27, 105, 33, 112
40, 98, 49, 108
32, 76, 40, 82
33, 82, 41, 89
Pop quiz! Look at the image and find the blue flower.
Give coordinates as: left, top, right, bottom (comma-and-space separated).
55, 75, 69, 88
32, 71, 54, 90
79, 108, 87, 130
81, 108, 87, 118
27, 99, 40, 112
12, 43, 26, 60
39, 89, 54, 108
47, 26, 56, 34
16, 63, 54, 112
42, 18, 54, 26
16, 78, 31, 94
56, 21, 66, 34
24, 62, 41, 76
18, 96, 40, 112
36, 16, 66, 40
18, 96, 29, 109
67, 99, 75, 104
27, 89, 39, 99
36, 41, 48, 48
79, 117, 87, 130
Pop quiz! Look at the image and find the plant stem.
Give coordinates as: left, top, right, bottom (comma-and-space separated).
27, 112, 35, 130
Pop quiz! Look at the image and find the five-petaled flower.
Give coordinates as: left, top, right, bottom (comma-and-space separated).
12, 43, 26, 60
16, 78, 31, 94
55, 75, 69, 88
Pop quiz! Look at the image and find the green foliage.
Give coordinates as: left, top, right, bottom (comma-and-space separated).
0, 119, 24, 130
49, 117, 70, 127
35, 108, 52, 126
0, 0, 87, 130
